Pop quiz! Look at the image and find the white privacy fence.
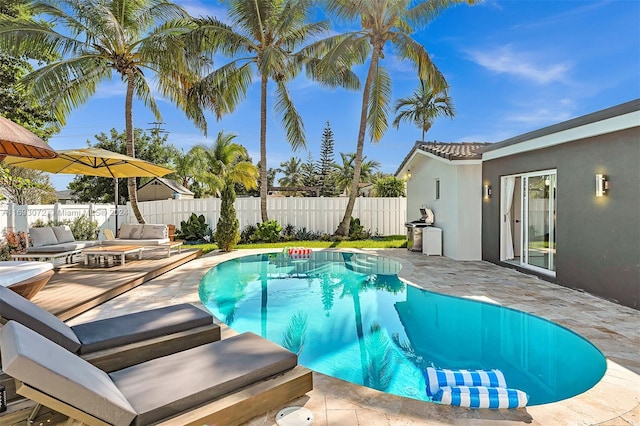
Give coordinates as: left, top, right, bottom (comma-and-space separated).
0, 203, 127, 238
0, 197, 407, 237
134, 197, 407, 236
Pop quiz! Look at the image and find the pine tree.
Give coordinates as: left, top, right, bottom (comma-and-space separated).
215, 182, 240, 252
317, 121, 338, 196
301, 152, 318, 196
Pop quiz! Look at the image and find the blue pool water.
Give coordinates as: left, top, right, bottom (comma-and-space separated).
199, 252, 606, 405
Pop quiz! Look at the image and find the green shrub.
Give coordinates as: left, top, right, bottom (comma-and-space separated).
214, 184, 239, 252
282, 224, 296, 241
240, 224, 257, 244
31, 216, 98, 240
70, 215, 100, 240
31, 218, 68, 228
177, 213, 211, 242
295, 227, 320, 241
349, 217, 371, 240
251, 219, 282, 243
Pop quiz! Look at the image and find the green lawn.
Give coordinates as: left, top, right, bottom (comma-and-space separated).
187, 235, 407, 255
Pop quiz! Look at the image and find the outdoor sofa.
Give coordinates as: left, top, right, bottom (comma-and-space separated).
0, 261, 54, 299
26, 225, 101, 252
0, 286, 221, 404
103, 223, 170, 246
1, 320, 313, 426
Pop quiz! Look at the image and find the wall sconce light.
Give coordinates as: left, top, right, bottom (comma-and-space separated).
483, 184, 492, 199
405, 168, 412, 180
595, 173, 608, 197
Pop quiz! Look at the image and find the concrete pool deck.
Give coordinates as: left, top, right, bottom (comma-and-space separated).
70, 248, 640, 426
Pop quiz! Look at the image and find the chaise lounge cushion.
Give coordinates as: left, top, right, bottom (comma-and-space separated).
29, 227, 58, 247
0, 286, 82, 352
1, 321, 137, 425
0, 286, 216, 356
0, 262, 54, 288
72, 304, 214, 354
110, 332, 298, 426
1, 321, 299, 426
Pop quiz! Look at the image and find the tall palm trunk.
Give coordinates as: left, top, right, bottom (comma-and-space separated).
125, 74, 145, 224
259, 74, 269, 222
335, 48, 382, 236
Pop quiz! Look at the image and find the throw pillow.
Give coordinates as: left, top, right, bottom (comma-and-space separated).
52, 225, 75, 243
29, 227, 58, 248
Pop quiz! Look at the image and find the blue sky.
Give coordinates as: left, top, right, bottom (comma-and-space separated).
47, 0, 640, 190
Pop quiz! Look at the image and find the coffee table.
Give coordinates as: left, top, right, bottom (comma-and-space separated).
82, 245, 144, 266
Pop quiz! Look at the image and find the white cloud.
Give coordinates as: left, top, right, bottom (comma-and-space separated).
504, 98, 576, 126
506, 107, 573, 125
466, 45, 571, 84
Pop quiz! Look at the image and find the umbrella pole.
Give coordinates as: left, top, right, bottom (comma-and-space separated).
114, 177, 118, 233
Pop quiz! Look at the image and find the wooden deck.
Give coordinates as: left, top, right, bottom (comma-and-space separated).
31, 248, 202, 321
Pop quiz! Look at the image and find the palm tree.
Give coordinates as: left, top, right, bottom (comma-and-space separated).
186, 0, 358, 222
311, 0, 472, 235
0, 0, 206, 223
172, 149, 200, 190
333, 152, 380, 196
393, 82, 455, 141
277, 157, 304, 194
189, 131, 258, 196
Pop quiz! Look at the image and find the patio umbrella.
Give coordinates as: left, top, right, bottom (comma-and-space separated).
0, 115, 57, 160
4, 147, 174, 230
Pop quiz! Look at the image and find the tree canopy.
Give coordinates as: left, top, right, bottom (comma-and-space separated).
68, 128, 179, 203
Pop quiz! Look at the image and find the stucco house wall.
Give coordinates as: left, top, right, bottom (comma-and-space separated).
402, 148, 483, 260
482, 100, 640, 309
137, 178, 194, 202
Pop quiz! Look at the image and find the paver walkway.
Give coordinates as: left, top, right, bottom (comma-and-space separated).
70, 248, 640, 426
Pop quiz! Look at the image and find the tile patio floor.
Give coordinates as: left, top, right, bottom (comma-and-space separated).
70, 249, 640, 426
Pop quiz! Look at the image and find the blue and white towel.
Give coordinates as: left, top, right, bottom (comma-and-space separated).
424, 367, 508, 396
433, 385, 529, 409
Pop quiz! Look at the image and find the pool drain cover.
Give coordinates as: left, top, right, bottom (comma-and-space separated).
275, 406, 314, 426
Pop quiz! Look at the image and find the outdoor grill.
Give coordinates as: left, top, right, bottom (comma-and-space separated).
405, 208, 434, 252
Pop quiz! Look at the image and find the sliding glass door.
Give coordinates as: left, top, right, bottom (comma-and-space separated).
501, 170, 556, 275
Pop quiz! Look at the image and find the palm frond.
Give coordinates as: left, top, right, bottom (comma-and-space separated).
408, 0, 473, 29
132, 73, 162, 121
394, 33, 447, 91
0, 17, 86, 58
189, 16, 257, 56
188, 61, 253, 120
275, 80, 306, 150
22, 56, 111, 125
367, 65, 391, 143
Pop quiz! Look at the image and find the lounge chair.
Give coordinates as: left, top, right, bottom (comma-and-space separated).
1, 321, 313, 426
0, 286, 220, 402
0, 261, 54, 299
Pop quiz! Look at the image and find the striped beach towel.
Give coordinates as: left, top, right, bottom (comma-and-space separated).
424, 367, 508, 396
433, 385, 529, 409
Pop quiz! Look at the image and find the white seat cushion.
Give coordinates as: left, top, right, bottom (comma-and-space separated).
0, 261, 54, 287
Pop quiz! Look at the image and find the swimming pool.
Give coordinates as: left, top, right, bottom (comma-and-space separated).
199, 251, 606, 405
